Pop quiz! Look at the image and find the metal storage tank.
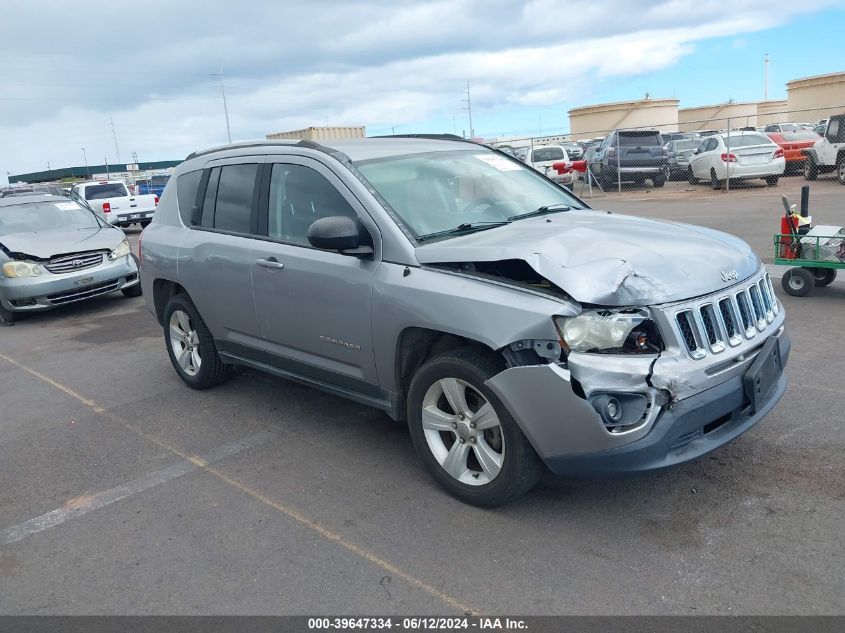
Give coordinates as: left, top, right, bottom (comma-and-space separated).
756, 100, 788, 126
786, 71, 845, 123
266, 126, 366, 141
568, 98, 679, 138
678, 102, 757, 131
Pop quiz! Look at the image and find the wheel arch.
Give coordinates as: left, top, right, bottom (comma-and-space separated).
152, 278, 190, 325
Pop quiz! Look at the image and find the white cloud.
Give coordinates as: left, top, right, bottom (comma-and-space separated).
0, 0, 837, 181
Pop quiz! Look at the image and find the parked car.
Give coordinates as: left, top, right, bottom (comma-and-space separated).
590, 129, 668, 187
524, 145, 575, 188
688, 132, 785, 188
802, 113, 845, 184
1, 184, 65, 198
137, 173, 172, 197
0, 195, 141, 325
764, 123, 801, 133
70, 180, 158, 228
140, 136, 789, 506
766, 130, 821, 174
665, 138, 702, 180
562, 143, 583, 160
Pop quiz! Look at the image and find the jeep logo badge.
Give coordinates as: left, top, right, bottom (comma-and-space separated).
721, 270, 739, 282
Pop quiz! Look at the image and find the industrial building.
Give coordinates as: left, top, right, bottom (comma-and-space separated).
8, 160, 182, 186
568, 98, 679, 139
678, 101, 758, 132
266, 126, 366, 141
786, 71, 845, 123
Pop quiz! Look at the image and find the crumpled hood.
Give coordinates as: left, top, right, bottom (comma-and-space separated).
415, 209, 761, 306
0, 227, 124, 260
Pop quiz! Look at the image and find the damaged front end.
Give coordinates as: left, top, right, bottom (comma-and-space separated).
477, 263, 790, 475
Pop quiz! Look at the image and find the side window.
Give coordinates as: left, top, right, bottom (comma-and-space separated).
211, 164, 259, 233
267, 163, 358, 246
176, 169, 203, 225
827, 118, 840, 142
200, 167, 220, 228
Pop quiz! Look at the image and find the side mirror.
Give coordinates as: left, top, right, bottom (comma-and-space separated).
308, 216, 373, 257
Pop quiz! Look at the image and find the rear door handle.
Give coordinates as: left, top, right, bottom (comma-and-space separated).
256, 257, 284, 270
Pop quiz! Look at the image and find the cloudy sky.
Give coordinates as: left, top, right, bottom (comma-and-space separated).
2, 0, 844, 182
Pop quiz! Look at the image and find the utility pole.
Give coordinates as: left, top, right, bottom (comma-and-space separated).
764, 53, 769, 101
47, 161, 51, 171
217, 62, 232, 144
110, 117, 121, 164
462, 81, 474, 139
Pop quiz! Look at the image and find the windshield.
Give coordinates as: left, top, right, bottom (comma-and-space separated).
0, 200, 101, 233
725, 134, 773, 148
84, 183, 127, 200
355, 149, 582, 240
673, 140, 700, 150
781, 131, 820, 142
531, 147, 565, 162
618, 132, 662, 146
151, 175, 170, 185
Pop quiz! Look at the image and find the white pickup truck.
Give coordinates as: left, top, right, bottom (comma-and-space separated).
70, 180, 158, 228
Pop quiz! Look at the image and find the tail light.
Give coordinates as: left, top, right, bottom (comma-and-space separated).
154, 195, 159, 206
102, 202, 111, 213
774, 148, 784, 159
720, 153, 737, 163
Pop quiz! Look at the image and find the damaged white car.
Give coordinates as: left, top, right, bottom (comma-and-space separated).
140, 136, 789, 506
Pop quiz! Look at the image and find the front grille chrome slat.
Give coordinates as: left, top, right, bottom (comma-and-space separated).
45, 252, 104, 274
671, 269, 779, 360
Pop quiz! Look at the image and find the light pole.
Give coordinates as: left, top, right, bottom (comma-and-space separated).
81, 147, 89, 178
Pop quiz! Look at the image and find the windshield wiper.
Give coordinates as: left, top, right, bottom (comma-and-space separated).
508, 203, 571, 222
416, 221, 510, 242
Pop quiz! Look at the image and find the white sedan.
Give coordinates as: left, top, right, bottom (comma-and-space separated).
688, 132, 785, 189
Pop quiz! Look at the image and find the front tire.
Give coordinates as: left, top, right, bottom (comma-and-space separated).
688, 167, 698, 184
781, 268, 814, 297
406, 347, 543, 507
121, 284, 142, 298
163, 295, 231, 389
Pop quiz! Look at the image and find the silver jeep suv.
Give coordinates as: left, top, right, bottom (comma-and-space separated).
140, 136, 789, 506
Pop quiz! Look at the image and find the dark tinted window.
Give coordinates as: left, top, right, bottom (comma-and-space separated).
618, 132, 662, 146
176, 170, 203, 225
151, 174, 170, 185
84, 183, 128, 200
267, 164, 357, 246
209, 164, 258, 233
531, 147, 564, 162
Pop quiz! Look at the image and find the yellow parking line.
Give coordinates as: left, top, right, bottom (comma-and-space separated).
0, 352, 476, 614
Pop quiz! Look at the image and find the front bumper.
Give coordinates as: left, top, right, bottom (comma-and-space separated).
0, 255, 139, 312
486, 327, 790, 476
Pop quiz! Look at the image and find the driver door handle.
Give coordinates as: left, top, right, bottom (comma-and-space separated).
256, 257, 285, 270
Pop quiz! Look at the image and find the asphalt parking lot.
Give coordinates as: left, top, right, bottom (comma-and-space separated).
1, 177, 843, 615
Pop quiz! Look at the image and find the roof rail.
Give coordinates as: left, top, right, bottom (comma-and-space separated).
370, 133, 474, 142
185, 138, 336, 161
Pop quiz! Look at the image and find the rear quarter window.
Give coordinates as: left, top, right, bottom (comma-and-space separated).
176, 170, 203, 225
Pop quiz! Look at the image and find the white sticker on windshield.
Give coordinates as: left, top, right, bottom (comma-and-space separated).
473, 154, 522, 171
55, 202, 79, 211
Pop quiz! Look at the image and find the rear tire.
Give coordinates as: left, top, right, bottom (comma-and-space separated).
163, 294, 231, 389
710, 168, 722, 190
804, 158, 818, 180
781, 268, 814, 297
140, 220, 151, 228
765, 176, 779, 186
810, 268, 837, 287
651, 174, 666, 187
406, 347, 543, 507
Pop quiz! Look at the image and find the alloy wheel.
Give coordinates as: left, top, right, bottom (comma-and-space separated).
169, 309, 201, 376
421, 378, 505, 486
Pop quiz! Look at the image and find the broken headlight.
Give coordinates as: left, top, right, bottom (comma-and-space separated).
2, 261, 43, 278
108, 239, 131, 261
553, 309, 662, 354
